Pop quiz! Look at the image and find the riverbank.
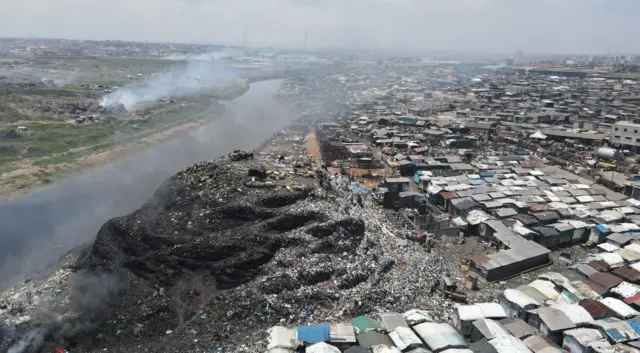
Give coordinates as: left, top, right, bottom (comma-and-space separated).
0, 80, 291, 290
0, 86, 247, 201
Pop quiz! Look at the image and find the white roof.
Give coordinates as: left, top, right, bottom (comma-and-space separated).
625, 243, 640, 254
268, 326, 300, 350
489, 335, 532, 353
597, 252, 625, 267
306, 342, 341, 353
457, 305, 484, 321
563, 328, 603, 345
329, 323, 356, 343
414, 322, 466, 352
477, 303, 508, 318
599, 297, 639, 318
597, 243, 621, 252
389, 326, 424, 351
474, 319, 511, 340
528, 280, 560, 300
371, 346, 402, 353
630, 262, 640, 273
550, 304, 593, 325
576, 195, 595, 203
611, 282, 640, 299
503, 289, 540, 308
403, 309, 433, 326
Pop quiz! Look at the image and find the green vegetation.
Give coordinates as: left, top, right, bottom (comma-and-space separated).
0, 120, 118, 168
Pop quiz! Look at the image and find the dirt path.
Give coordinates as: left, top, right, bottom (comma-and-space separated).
304, 129, 322, 160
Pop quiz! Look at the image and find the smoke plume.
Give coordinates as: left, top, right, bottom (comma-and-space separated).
163, 48, 243, 61
99, 60, 238, 111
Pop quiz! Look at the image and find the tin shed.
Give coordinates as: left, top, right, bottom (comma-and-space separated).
414, 322, 467, 353
562, 328, 604, 353
389, 326, 425, 351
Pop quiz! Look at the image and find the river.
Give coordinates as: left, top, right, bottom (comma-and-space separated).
0, 80, 292, 288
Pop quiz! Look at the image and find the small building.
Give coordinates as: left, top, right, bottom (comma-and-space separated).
389, 326, 425, 351
403, 309, 434, 327
523, 335, 565, 353
456, 303, 508, 336
598, 298, 639, 319
562, 328, 605, 353
499, 289, 541, 320
527, 307, 575, 344
413, 322, 467, 353
488, 335, 532, 353
267, 326, 301, 351
470, 319, 511, 343
499, 317, 537, 339
378, 312, 410, 332
592, 317, 639, 343
356, 331, 395, 349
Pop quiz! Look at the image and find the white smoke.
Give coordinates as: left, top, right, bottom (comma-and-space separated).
7, 327, 46, 353
99, 60, 238, 111
163, 47, 243, 61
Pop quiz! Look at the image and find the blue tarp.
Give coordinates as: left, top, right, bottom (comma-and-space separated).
606, 328, 625, 343
595, 224, 609, 233
349, 185, 368, 193
296, 324, 330, 344
470, 179, 485, 185
626, 320, 640, 335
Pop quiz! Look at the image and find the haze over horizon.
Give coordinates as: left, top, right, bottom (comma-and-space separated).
0, 0, 639, 55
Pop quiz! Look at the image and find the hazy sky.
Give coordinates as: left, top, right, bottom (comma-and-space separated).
1, 0, 639, 54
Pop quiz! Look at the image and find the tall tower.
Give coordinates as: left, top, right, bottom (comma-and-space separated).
243, 24, 247, 53
304, 31, 308, 51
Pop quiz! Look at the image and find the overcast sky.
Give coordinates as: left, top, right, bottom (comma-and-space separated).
1, 0, 638, 55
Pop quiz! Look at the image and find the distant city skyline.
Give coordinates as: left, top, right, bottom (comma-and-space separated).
1, 0, 639, 55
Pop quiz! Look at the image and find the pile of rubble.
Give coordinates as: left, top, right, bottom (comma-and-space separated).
0, 149, 465, 352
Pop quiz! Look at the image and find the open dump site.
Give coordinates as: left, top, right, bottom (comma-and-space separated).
0, 148, 461, 352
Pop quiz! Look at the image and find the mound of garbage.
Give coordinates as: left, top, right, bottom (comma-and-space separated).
2, 151, 460, 353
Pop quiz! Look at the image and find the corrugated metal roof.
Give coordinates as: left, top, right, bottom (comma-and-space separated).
306, 342, 341, 353
503, 289, 540, 308
389, 326, 424, 351
329, 323, 356, 343
371, 345, 402, 353
600, 298, 640, 319
489, 335, 531, 353
528, 280, 561, 300
472, 319, 511, 340
593, 317, 639, 343
523, 335, 563, 353
414, 323, 466, 352
590, 272, 624, 289
550, 303, 594, 325
267, 326, 300, 350
457, 305, 484, 322
612, 282, 640, 299
613, 267, 640, 283
579, 298, 616, 319
518, 286, 550, 303
404, 309, 434, 326
563, 328, 603, 345
477, 303, 508, 319
379, 312, 409, 332
356, 331, 394, 348
499, 317, 536, 339
536, 307, 575, 331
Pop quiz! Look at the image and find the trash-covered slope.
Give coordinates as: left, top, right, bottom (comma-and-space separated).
2, 150, 460, 353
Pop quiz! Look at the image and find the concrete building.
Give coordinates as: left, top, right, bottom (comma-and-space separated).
611, 121, 640, 150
